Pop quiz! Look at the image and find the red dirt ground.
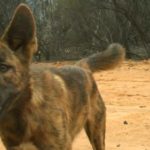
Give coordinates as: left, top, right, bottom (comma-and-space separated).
0, 60, 150, 150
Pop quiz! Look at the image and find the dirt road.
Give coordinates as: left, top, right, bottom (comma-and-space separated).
0, 60, 150, 150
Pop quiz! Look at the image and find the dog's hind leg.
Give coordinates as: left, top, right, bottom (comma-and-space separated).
84, 95, 106, 150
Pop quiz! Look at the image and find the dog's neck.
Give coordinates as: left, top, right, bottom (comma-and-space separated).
14, 82, 32, 110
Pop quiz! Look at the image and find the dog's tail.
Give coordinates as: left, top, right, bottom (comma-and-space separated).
76, 43, 125, 73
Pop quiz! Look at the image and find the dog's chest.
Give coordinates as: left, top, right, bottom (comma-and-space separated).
0, 112, 27, 147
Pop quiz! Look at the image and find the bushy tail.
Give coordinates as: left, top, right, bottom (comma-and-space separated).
76, 43, 125, 72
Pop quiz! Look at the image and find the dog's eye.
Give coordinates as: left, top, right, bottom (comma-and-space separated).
0, 64, 11, 73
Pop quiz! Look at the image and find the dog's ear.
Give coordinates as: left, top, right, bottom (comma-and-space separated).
1, 4, 37, 63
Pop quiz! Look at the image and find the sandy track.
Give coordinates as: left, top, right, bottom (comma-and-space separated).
0, 60, 150, 150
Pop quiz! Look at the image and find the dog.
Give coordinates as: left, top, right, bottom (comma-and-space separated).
0, 4, 125, 150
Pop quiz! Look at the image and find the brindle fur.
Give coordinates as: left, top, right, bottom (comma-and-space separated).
0, 4, 125, 150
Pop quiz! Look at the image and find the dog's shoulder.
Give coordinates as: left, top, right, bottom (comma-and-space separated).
30, 64, 90, 83
30, 64, 90, 96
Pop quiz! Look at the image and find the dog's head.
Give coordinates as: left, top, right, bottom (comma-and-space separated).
0, 4, 37, 116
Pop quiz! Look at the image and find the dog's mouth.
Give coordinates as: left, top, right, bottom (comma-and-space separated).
0, 83, 29, 118
0, 98, 11, 117
0, 88, 20, 119
0, 93, 17, 118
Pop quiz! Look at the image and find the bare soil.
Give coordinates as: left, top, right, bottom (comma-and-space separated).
0, 60, 150, 150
